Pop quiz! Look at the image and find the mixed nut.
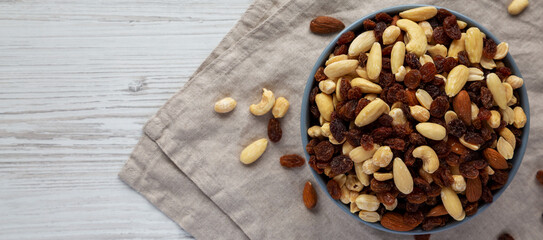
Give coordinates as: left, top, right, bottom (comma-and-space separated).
305, 6, 527, 231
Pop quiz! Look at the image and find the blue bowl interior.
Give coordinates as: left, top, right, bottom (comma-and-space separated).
300, 4, 530, 235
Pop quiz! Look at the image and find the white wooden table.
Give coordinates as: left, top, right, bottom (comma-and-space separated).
0, 0, 252, 238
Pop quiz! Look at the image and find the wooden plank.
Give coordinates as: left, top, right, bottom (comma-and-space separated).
0, 0, 252, 239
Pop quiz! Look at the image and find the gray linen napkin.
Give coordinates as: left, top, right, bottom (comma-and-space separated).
120, 0, 543, 239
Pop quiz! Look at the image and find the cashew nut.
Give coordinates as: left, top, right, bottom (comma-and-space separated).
412, 146, 439, 174
396, 19, 427, 56
214, 97, 237, 113
249, 88, 275, 116
272, 97, 290, 118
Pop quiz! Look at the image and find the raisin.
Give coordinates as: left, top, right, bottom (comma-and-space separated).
496, 66, 512, 80
464, 131, 484, 145
436, 8, 453, 22
405, 90, 419, 106
480, 170, 490, 185
432, 76, 445, 86
405, 53, 422, 69
436, 166, 454, 187
309, 87, 319, 104
363, 19, 376, 30
425, 84, 441, 99
421, 216, 447, 231
358, 53, 368, 67
467, 81, 482, 94
310, 105, 320, 119
478, 107, 492, 121
480, 87, 493, 109
404, 146, 416, 166
382, 45, 393, 56
306, 139, 319, 155
382, 57, 391, 70
442, 57, 458, 73
448, 118, 466, 138
268, 118, 282, 142
344, 128, 362, 147
492, 170, 509, 185
330, 118, 347, 142
387, 83, 405, 103
446, 153, 461, 166
314, 141, 334, 162
355, 98, 371, 116
483, 38, 497, 59
314, 67, 326, 81
420, 62, 437, 83
371, 178, 394, 193
480, 126, 494, 141
406, 187, 428, 204
427, 183, 442, 197
376, 192, 395, 205
464, 201, 478, 216
537, 170, 543, 185
426, 196, 438, 206
378, 114, 393, 127
379, 71, 395, 88
393, 123, 413, 138
374, 22, 387, 41
339, 77, 351, 99
481, 186, 493, 203
337, 100, 357, 121
375, 12, 393, 23
433, 27, 451, 45
414, 234, 431, 240
457, 51, 470, 66
337, 31, 355, 45
334, 44, 348, 55
360, 135, 374, 151
429, 96, 449, 118
372, 127, 393, 144
404, 211, 424, 226
460, 161, 479, 179
329, 155, 354, 176
327, 180, 342, 200
414, 177, 431, 192
384, 138, 406, 150
308, 156, 323, 174
432, 141, 451, 158
433, 55, 445, 73
279, 154, 305, 168
316, 161, 330, 169
405, 202, 420, 212
409, 133, 427, 145
443, 15, 461, 40
498, 233, 515, 240
404, 69, 421, 90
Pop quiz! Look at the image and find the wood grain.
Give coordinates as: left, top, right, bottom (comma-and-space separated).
0, 0, 252, 239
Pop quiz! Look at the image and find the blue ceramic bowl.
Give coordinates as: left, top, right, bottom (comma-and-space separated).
300, 4, 530, 235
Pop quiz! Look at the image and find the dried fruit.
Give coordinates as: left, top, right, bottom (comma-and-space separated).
337, 31, 356, 45
498, 233, 515, 240
303, 181, 317, 209
405, 52, 422, 69
457, 51, 470, 66
414, 234, 431, 240
460, 161, 479, 179
330, 118, 347, 142
363, 19, 377, 30
314, 141, 335, 162
280, 154, 305, 168
371, 178, 394, 193
376, 12, 393, 23
329, 155, 354, 176
327, 180, 342, 200
420, 62, 437, 83
429, 96, 449, 118
334, 44, 348, 55
268, 118, 282, 142
421, 216, 447, 231
443, 15, 461, 40
314, 67, 327, 82
374, 22, 387, 41
537, 170, 543, 185
433, 27, 451, 45
406, 188, 428, 204
404, 69, 422, 90
483, 38, 497, 59
310, 16, 345, 34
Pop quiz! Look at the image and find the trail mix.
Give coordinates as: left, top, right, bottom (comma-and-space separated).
305, 6, 527, 231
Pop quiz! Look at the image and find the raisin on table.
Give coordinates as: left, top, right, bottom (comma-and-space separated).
268, 118, 282, 142
279, 154, 305, 168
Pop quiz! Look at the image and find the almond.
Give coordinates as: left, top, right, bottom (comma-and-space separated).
303, 181, 317, 209
380, 212, 417, 231
426, 204, 448, 217
465, 177, 482, 203
483, 148, 508, 170
310, 16, 345, 34
453, 90, 472, 126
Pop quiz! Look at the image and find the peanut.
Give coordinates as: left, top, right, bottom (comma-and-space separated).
318, 79, 336, 94
355, 194, 380, 211
364, 93, 378, 101
451, 175, 466, 192
396, 19, 428, 56
348, 31, 377, 57
366, 42, 382, 80
307, 125, 323, 138
346, 174, 363, 192
419, 168, 434, 183
471, 103, 479, 121
419, 54, 434, 65
249, 88, 275, 116
393, 157, 414, 194
349, 191, 360, 204
494, 42, 509, 60
488, 110, 501, 128
389, 108, 407, 126
399, 6, 438, 21
506, 75, 524, 89
354, 98, 389, 127
349, 144, 379, 163
457, 20, 467, 29
412, 146, 439, 174
416, 89, 433, 109
416, 122, 447, 141
325, 54, 348, 66
315, 93, 334, 121
382, 25, 401, 45
359, 210, 381, 222
480, 56, 496, 70
340, 185, 350, 204
497, 137, 514, 160
321, 122, 331, 137
354, 162, 370, 186
418, 21, 433, 43
333, 174, 347, 187
428, 44, 447, 58
486, 73, 508, 109
395, 66, 407, 81
513, 106, 527, 128
214, 97, 237, 113
445, 65, 470, 97
508, 0, 529, 15
391, 41, 406, 74
324, 59, 359, 78
459, 136, 480, 151
410, 105, 430, 122
444, 110, 458, 125
468, 67, 484, 81
374, 172, 393, 181
448, 33, 466, 59
500, 127, 516, 149
465, 27, 483, 64
272, 97, 289, 118
384, 198, 398, 211
239, 138, 268, 164
441, 187, 465, 221
362, 159, 380, 175
350, 202, 360, 213
342, 142, 355, 155
350, 78, 382, 93
356, 66, 369, 79
372, 146, 393, 167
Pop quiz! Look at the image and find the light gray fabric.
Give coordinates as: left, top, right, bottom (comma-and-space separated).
120, 0, 543, 239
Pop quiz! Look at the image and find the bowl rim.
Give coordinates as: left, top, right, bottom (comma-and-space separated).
300, 4, 530, 235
